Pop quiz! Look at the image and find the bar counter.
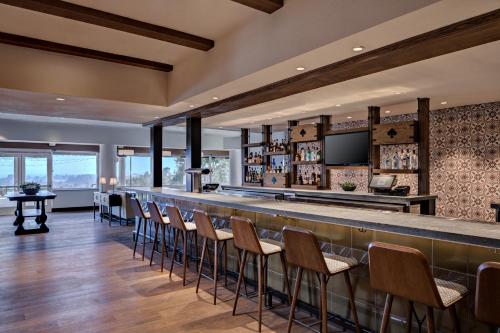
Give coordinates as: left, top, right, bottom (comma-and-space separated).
129, 186, 500, 332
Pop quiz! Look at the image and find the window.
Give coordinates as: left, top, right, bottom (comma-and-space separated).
24, 156, 49, 186
202, 155, 230, 185
123, 156, 151, 186
0, 156, 15, 199
162, 156, 185, 187
52, 154, 97, 189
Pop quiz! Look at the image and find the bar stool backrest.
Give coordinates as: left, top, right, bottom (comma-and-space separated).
193, 209, 217, 240
282, 226, 329, 275
368, 241, 443, 309
130, 197, 147, 219
230, 216, 263, 255
146, 201, 164, 224
475, 261, 500, 326
166, 205, 186, 231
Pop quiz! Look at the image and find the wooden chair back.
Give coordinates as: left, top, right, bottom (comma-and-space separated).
282, 226, 329, 275
193, 209, 217, 240
368, 241, 443, 308
130, 197, 147, 219
146, 201, 165, 224
230, 216, 262, 254
166, 205, 186, 231
475, 261, 500, 326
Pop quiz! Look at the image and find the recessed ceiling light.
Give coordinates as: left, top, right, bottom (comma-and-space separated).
154, 116, 160, 119
212, 96, 219, 100
394, 92, 401, 95
385, 110, 391, 114
352, 46, 364, 52
296, 67, 305, 71
189, 104, 195, 108
440, 101, 448, 105
218, 126, 223, 129
335, 104, 342, 107
56, 98, 65, 101
347, 116, 353, 119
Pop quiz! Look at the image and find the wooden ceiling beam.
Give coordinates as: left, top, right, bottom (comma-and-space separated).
145, 9, 500, 126
232, 0, 283, 14
0, 32, 173, 72
0, 0, 214, 51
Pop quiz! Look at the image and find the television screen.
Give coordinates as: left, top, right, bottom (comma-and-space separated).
324, 131, 369, 166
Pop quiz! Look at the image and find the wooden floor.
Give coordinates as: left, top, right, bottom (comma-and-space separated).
0, 211, 311, 333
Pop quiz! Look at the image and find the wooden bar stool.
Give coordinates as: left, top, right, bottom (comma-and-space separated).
231, 216, 291, 332
475, 262, 500, 331
368, 241, 468, 333
193, 209, 234, 305
166, 205, 198, 286
146, 201, 171, 272
130, 197, 150, 261
282, 226, 361, 333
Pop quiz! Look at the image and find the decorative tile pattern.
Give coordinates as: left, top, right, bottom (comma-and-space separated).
329, 101, 500, 222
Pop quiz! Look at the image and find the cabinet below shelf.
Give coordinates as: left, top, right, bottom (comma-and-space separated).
373, 169, 419, 174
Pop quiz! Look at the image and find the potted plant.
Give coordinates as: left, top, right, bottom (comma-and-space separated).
20, 182, 41, 195
339, 181, 357, 192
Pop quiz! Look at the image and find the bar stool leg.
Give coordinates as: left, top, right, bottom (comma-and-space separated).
320, 274, 328, 333
196, 237, 208, 293
287, 267, 303, 333
213, 239, 218, 305
280, 252, 292, 304
150, 222, 159, 266
258, 254, 264, 332
169, 229, 180, 278
381, 294, 393, 333
343, 271, 361, 333
223, 240, 228, 287
142, 218, 147, 261
233, 250, 248, 316
449, 304, 461, 333
195, 231, 199, 273
160, 224, 166, 272
182, 231, 188, 286
426, 306, 435, 333
133, 218, 142, 258
406, 301, 413, 333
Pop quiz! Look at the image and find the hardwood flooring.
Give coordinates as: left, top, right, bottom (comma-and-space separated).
0, 212, 309, 333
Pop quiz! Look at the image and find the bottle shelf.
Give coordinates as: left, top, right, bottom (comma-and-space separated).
292, 160, 322, 165
263, 151, 289, 156
373, 169, 419, 174
242, 142, 265, 148
243, 162, 265, 166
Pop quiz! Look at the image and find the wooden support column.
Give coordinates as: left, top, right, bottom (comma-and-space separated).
368, 106, 381, 192
186, 117, 202, 192
241, 128, 249, 185
417, 98, 430, 195
150, 124, 163, 187
262, 125, 271, 171
288, 120, 299, 187
319, 115, 331, 189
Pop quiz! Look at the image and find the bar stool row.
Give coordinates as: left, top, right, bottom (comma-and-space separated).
129, 198, 500, 333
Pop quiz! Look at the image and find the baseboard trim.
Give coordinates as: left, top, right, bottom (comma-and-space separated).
52, 206, 94, 212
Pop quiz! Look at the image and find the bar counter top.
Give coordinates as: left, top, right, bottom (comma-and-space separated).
128, 187, 500, 248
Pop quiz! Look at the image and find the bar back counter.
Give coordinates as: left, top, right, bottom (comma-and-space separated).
129, 187, 500, 332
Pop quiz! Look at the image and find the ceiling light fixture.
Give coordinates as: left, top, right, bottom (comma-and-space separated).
56, 98, 65, 101
347, 116, 353, 119
394, 92, 401, 95
440, 101, 448, 105
335, 104, 342, 107
212, 96, 219, 100
352, 46, 364, 52
296, 67, 305, 71
154, 116, 160, 119
385, 110, 391, 114
189, 104, 195, 108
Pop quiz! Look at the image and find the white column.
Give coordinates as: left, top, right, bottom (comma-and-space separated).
99, 143, 116, 192
229, 149, 242, 186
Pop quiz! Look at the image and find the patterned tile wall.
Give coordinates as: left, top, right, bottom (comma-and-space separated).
329, 101, 500, 222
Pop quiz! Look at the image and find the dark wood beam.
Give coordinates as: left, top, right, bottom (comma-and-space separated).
367, 106, 381, 193
0, 0, 214, 51
150, 125, 163, 187
185, 117, 202, 192
0, 32, 173, 72
145, 9, 500, 126
232, 0, 283, 14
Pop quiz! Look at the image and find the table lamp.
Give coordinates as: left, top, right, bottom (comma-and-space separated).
99, 177, 107, 193
109, 177, 117, 194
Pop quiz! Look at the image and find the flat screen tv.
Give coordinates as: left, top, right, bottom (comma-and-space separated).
325, 131, 369, 166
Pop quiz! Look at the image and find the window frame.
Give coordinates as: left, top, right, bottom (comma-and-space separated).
51, 152, 99, 190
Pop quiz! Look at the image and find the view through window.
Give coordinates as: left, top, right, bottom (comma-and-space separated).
53, 154, 98, 189
123, 156, 152, 186
162, 156, 185, 187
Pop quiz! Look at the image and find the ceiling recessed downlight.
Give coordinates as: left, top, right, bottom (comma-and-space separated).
56, 98, 65, 101
212, 96, 219, 100
154, 116, 160, 119
189, 104, 195, 108
394, 92, 401, 95
385, 110, 391, 114
352, 46, 364, 52
440, 101, 448, 105
335, 104, 342, 107
296, 67, 305, 71
347, 116, 353, 119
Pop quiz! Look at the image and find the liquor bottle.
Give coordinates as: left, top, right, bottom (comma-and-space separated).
316, 150, 321, 162
392, 151, 400, 169
306, 147, 311, 161
300, 148, 305, 161
311, 148, 316, 161
311, 172, 316, 185
272, 157, 276, 172
298, 174, 303, 185
400, 150, 407, 169
410, 149, 418, 169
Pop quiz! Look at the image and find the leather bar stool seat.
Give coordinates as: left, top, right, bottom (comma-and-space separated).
146, 201, 171, 272
475, 262, 500, 329
129, 197, 151, 261
166, 205, 198, 286
282, 226, 361, 333
194, 209, 234, 305
368, 241, 468, 333
231, 216, 292, 332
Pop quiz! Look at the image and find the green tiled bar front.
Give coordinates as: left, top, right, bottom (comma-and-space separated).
133, 189, 499, 333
